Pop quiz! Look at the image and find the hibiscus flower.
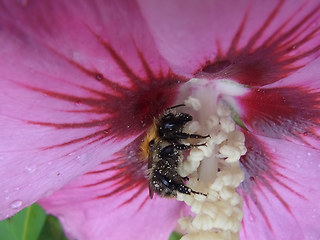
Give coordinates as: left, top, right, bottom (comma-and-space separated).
1, 0, 320, 240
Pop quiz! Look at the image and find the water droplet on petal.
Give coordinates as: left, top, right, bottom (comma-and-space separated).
311, 209, 318, 219
25, 165, 36, 173
248, 214, 255, 222
76, 153, 88, 161
4, 190, 9, 199
10, 200, 22, 209
295, 163, 301, 169
0, 156, 4, 161
44, 189, 55, 197
307, 152, 312, 156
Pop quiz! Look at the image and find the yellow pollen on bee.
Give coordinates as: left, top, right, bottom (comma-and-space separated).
139, 118, 158, 161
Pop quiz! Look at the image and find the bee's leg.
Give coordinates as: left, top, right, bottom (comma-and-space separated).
177, 184, 192, 195
174, 142, 207, 150
177, 182, 207, 197
182, 176, 189, 181
175, 132, 210, 140
190, 189, 207, 197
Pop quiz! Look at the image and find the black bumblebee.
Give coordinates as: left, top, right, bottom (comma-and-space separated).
141, 104, 209, 198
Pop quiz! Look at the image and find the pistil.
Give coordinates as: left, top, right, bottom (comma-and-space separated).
176, 85, 246, 240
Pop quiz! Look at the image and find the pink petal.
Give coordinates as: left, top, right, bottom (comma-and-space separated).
138, 0, 320, 85
270, 57, 320, 89
41, 189, 180, 240
0, 0, 182, 218
39, 137, 182, 240
239, 131, 320, 240
141, 0, 320, 146
235, 58, 320, 147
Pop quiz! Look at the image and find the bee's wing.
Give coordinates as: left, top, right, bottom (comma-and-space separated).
147, 154, 155, 199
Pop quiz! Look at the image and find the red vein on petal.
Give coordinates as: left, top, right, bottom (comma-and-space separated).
82, 137, 149, 208
42, 129, 109, 150
244, 0, 285, 53
250, 184, 273, 230
3, 16, 185, 154
240, 87, 320, 144
96, 181, 139, 199
262, 2, 305, 47
17, 35, 183, 154
268, 164, 306, 200
87, 163, 128, 174
137, 50, 156, 82
29, 119, 110, 129
227, 8, 249, 58
3, 2, 181, 214
273, 4, 320, 49
258, 177, 292, 215
241, 194, 250, 239
197, 1, 320, 86
138, 195, 150, 211
46, 46, 130, 96
118, 184, 148, 207
93, 32, 145, 88
241, 186, 273, 231
240, 131, 306, 233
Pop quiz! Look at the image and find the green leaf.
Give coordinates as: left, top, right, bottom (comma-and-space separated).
0, 203, 46, 240
38, 215, 69, 240
169, 231, 182, 240
231, 111, 248, 130
223, 100, 248, 130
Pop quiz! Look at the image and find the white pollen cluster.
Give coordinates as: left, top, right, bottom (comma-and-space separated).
177, 97, 246, 240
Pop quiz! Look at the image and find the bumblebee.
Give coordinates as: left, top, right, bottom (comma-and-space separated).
141, 104, 209, 198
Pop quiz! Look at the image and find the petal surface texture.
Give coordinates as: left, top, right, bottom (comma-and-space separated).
237, 58, 320, 148
2, 0, 320, 240
138, 0, 320, 81
39, 138, 182, 240
240, 132, 320, 240
0, 0, 180, 218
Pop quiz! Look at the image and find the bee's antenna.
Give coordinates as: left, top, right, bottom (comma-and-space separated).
166, 104, 185, 110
